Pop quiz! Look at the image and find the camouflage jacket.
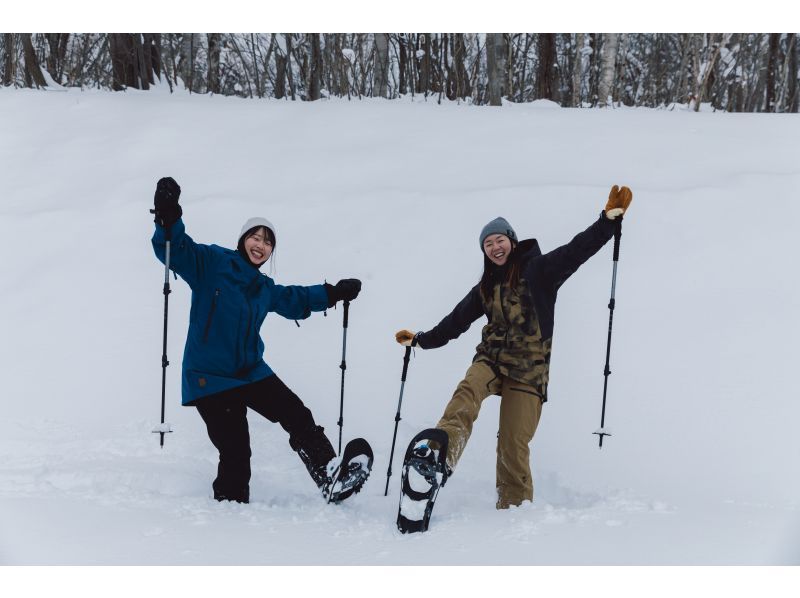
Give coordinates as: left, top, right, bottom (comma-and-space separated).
416, 213, 618, 402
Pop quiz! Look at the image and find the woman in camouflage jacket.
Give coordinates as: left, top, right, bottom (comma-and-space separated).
395, 185, 633, 509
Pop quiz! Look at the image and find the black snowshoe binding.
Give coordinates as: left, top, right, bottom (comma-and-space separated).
291, 424, 337, 489
397, 428, 450, 533
323, 437, 374, 504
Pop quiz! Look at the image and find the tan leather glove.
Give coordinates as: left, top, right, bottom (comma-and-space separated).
395, 329, 417, 347
605, 185, 633, 220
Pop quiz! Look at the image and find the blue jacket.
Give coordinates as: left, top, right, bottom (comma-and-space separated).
152, 218, 329, 405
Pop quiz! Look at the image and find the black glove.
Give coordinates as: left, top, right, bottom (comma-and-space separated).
152, 177, 182, 228
325, 279, 362, 307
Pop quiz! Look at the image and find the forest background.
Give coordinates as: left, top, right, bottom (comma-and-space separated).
2, 30, 798, 112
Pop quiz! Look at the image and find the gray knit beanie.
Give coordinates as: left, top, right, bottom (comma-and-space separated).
479, 217, 517, 249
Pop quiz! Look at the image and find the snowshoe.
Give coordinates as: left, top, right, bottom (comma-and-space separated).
397, 428, 450, 533
324, 437, 374, 504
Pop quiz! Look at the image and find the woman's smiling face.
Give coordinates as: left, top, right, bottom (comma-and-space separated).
244, 228, 273, 266
483, 233, 512, 266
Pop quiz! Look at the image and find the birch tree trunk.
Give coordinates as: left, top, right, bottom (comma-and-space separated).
133, 34, 148, 90
141, 33, 160, 86
571, 33, 584, 107
597, 33, 619, 107
674, 34, 692, 105
612, 33, 628, 105
748, 34, 768, 112
775, 33, 793, 112
285, 34, 296, 101
787, 34, 798, 112
179, 33, 195, 92
696, 33, 725, 111
373, 33, 390, 98
486, 33, 506, 106
506, 34, 514, 101
588, 34, 600, 105
689, 34, 703, 110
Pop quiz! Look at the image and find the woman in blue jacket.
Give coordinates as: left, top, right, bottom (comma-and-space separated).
151, 177, 361, 504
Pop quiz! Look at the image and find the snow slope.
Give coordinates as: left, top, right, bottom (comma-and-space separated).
1, 86, 799, 574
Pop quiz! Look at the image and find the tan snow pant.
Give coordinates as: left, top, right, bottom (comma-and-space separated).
435, 361, 543, 509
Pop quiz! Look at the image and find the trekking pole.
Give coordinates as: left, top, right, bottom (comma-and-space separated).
593, 217, 623, 448
337, 300, 350, 456
385, 345, 412, 496
150, 214, 173, 448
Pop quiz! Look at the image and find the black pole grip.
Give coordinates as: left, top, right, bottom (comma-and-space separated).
150, 208, 173, 242
342, 300, 350, 328
612, 217, 622, 262
400, 345, 411, 381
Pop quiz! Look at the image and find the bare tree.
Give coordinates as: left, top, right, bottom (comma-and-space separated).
486, 33, 506, 105
132, 34, 148, 90
572, 33, 585, 107
537, 33, 558, 101
178, 33, 196, 92
274, 48, 287, 99
144, 34, 162, 86
45, 33, 69, 84
3, 33, 15, 86
417, 33, 431, 95
109, 34, 136, 90
786, 33, 798, 112
373, 33, 390, 98
207, 33, 221, 94
285, 34, 296, 100
612, 33, 629, 105
597, 33, 619, 107
766, 33, 781, 112
250, 34, 262, 97
308, 33, 323, 100
504, 34, 514, 101
452, 33, 470, 100
587, 33, 600, 105
694, 33, 725, 112
21, 33, 47, 88
673, 34, 693, 105
396, 34, 408, 95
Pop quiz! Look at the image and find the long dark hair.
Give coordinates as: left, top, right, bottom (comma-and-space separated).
479, 241, 521, 302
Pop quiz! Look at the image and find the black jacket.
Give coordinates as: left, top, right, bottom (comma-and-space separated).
417, 213, 618, 351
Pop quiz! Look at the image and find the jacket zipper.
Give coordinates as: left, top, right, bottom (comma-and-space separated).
202, 289, 220, 343
251, 305, 260, 361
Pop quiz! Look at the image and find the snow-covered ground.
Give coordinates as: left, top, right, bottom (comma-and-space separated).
1, 86, 799, 585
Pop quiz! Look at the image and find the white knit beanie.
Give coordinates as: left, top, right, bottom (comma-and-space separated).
239, 217, 276, 247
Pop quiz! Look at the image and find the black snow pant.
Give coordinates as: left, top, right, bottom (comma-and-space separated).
194, 374, 336, 503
